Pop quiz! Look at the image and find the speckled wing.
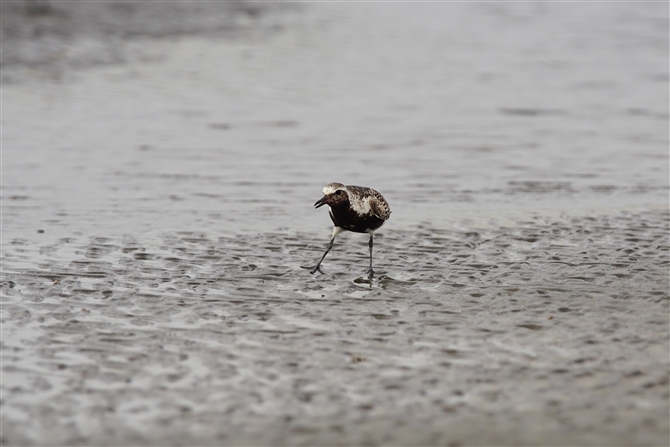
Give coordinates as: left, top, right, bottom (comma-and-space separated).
343, 185, 391, 221
368, 190, 391, 221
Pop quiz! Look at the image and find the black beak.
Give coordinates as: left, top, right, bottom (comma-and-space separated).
314, 195, 328, 209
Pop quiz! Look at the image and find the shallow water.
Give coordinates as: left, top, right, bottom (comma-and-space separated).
2, 2, 669, 445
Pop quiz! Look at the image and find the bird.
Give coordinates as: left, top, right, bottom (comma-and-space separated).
302, 182, 391, 280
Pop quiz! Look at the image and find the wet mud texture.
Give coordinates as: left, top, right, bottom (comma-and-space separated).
3, 1, 668, 445
3, 210, 668, 446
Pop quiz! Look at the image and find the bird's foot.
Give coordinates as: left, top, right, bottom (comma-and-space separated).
301, 264, 324, 275
366, 268, 375, 280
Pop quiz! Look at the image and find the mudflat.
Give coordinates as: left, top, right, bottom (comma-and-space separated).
2, 2, 668, 445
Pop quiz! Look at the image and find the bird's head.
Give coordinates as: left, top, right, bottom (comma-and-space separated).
314, 183, 347, 209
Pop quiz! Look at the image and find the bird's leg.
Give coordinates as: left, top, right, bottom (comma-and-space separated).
309, 238, 334, 274
366, 233, 375, 280
302, 227, 341, 275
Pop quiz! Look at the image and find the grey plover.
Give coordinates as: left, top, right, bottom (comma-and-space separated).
303, 182, 391, 280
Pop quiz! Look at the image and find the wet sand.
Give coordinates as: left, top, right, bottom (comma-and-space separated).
3, 210, 670, 446
2, 2, 669, 446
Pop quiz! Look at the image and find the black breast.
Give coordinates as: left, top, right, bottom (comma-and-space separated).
329, 204, 385, 233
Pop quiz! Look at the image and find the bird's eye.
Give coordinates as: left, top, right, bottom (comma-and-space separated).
334, 190, 343, 195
